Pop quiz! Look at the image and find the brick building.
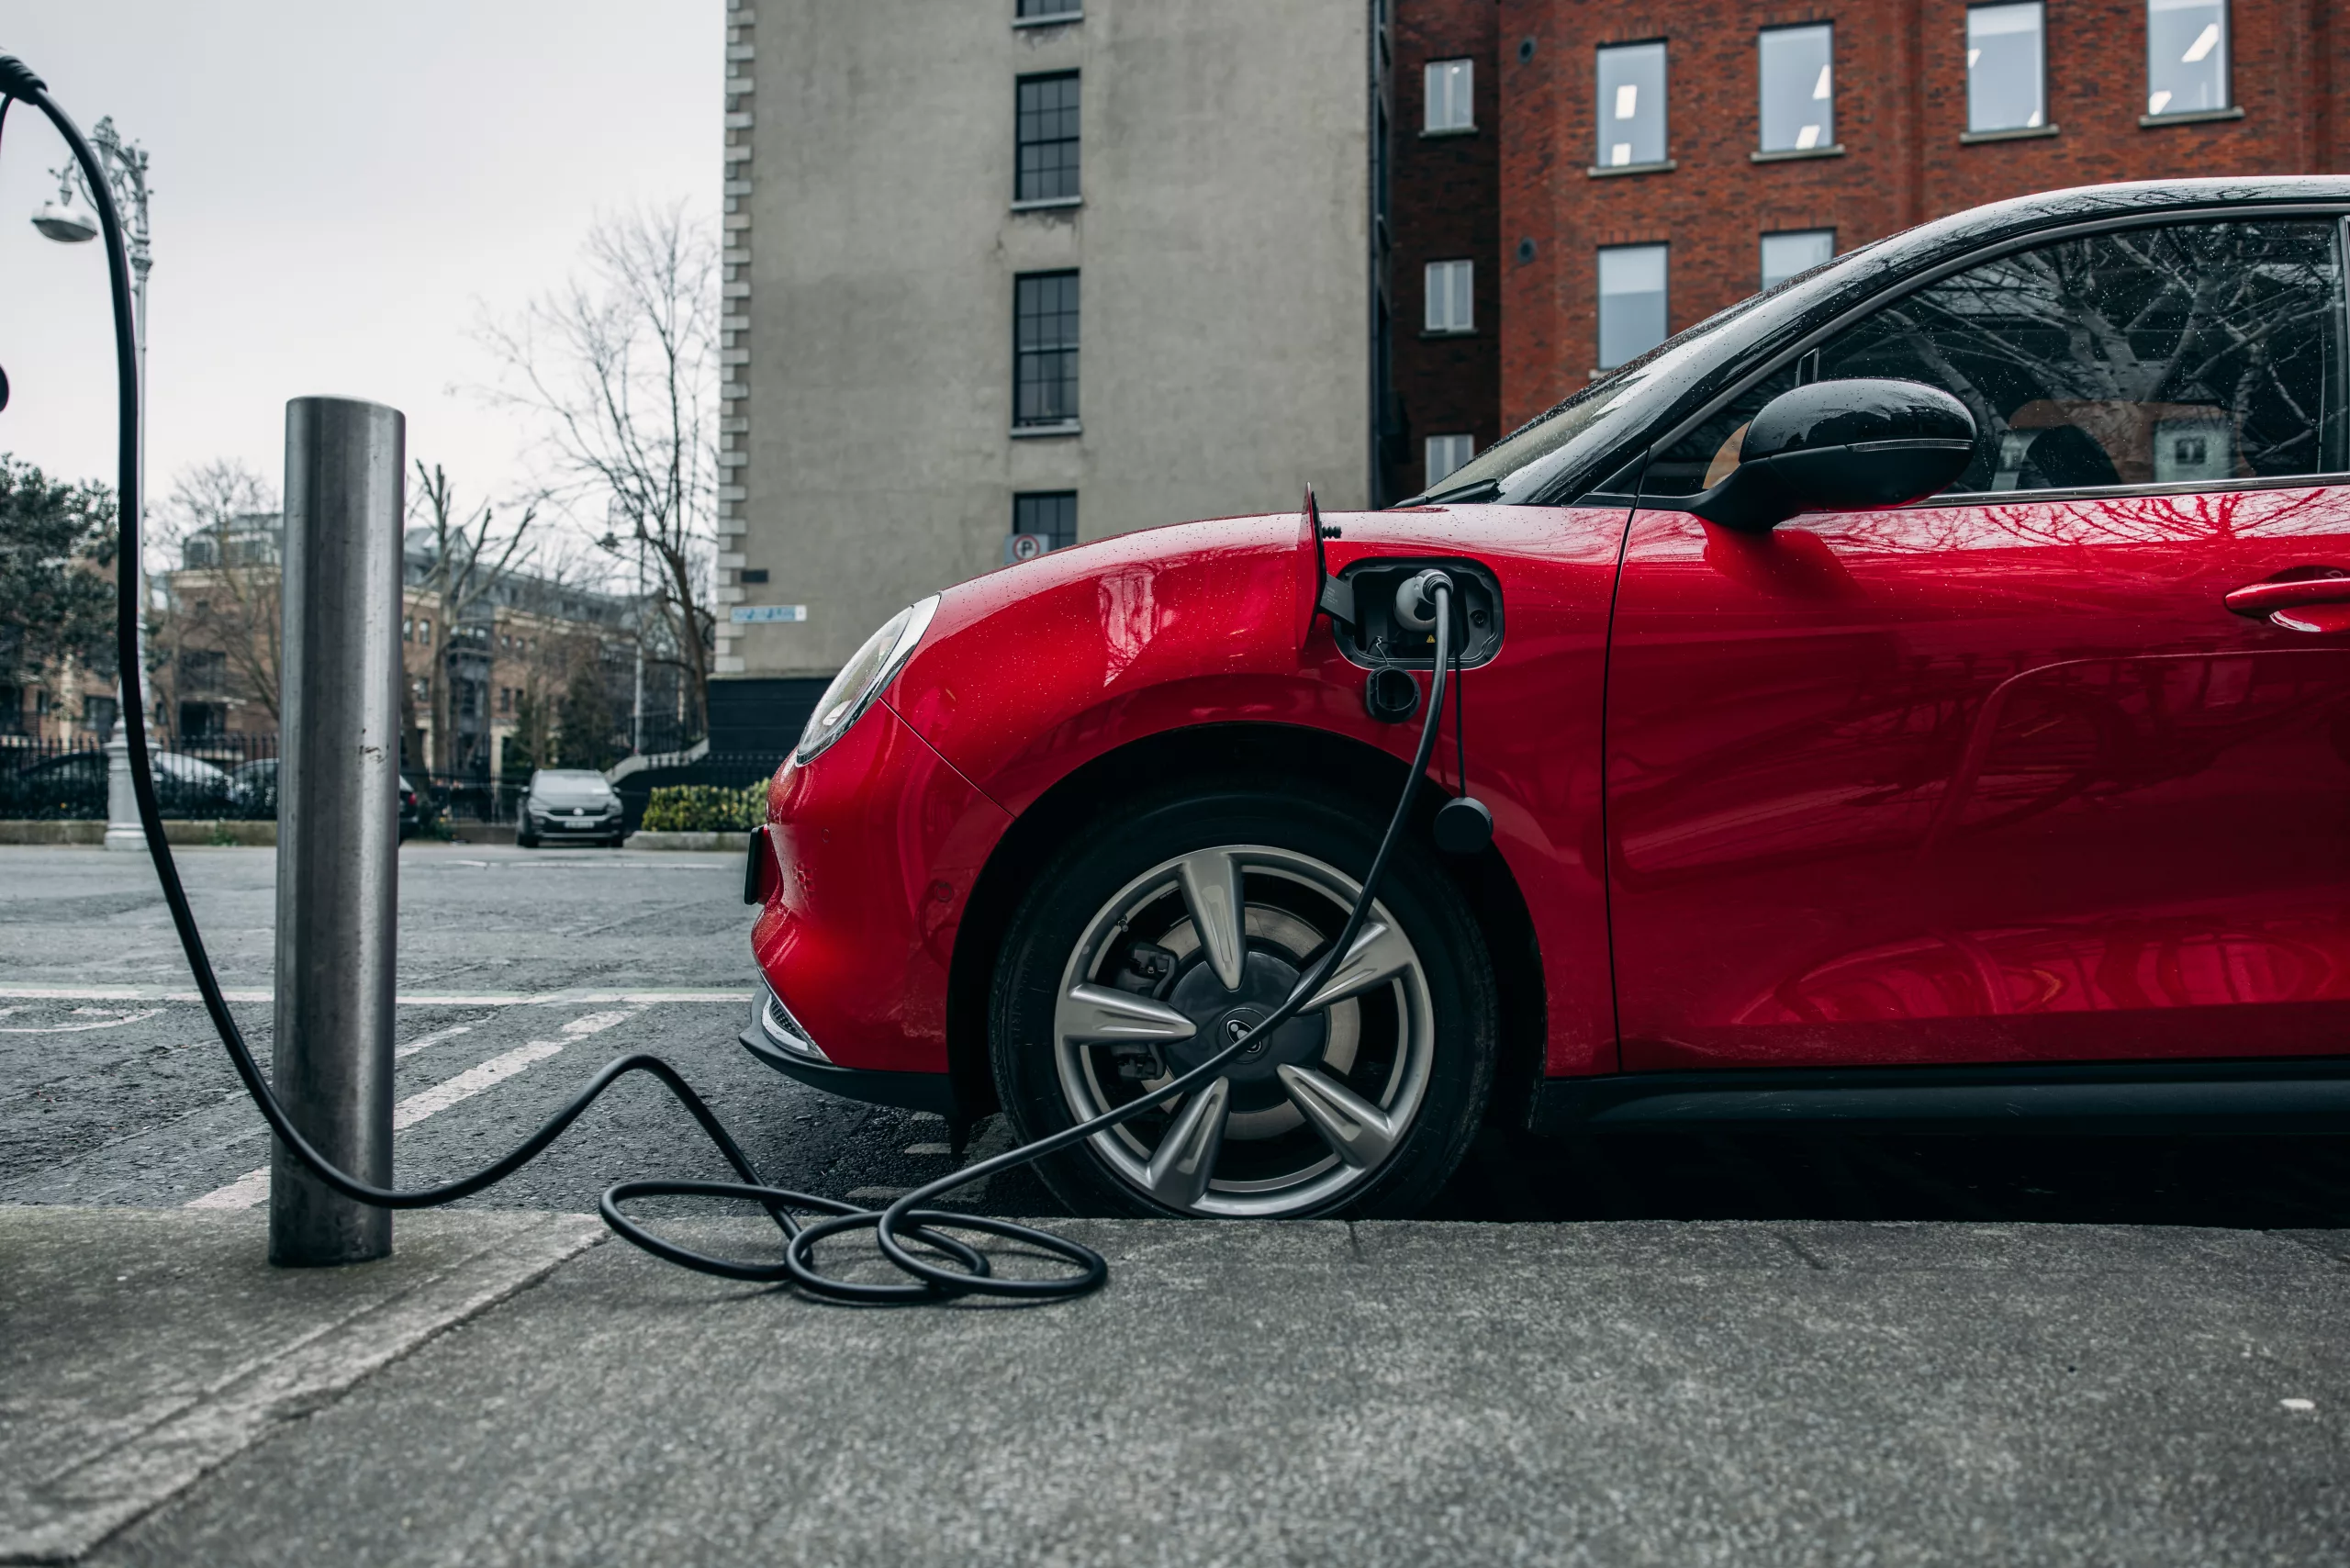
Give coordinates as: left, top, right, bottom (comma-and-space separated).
1388, 0, 1505, 500
1496, 0, 2350, 428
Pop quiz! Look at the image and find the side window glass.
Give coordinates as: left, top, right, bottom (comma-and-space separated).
1641, 364, 1802, 497
1816, 218, 2348, 496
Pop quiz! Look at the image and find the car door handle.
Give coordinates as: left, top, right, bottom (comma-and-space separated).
2225, 570, 2350, 633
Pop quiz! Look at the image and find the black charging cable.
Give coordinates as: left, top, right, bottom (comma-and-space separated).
0, 57, 1462, 1304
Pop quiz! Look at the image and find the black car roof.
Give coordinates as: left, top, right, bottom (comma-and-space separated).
1463, 177, 2350, 507
1852, 176, 2350, 270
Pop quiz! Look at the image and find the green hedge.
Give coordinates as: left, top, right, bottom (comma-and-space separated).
639, 782, 767, 834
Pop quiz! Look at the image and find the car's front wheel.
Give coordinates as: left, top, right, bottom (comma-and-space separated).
991, 784, 1496, 1219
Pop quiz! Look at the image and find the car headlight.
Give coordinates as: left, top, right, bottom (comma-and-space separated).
795, 595, 939, 765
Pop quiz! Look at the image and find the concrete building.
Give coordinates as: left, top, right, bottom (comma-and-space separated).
713, 0, 1387, 736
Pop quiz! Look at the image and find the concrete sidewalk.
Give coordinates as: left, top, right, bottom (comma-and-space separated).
6, 1205, 2349, 1566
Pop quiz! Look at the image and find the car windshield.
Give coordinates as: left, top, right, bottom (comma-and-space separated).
1405, 241, 1878, 505
532, 770, 610, 800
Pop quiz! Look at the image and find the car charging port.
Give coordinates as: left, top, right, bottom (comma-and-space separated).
1326, 558, 1502, 671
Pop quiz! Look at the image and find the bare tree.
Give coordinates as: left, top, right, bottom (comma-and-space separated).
477, 204, 718, 737
156, 459, 281, 726
408, 462, 538, 775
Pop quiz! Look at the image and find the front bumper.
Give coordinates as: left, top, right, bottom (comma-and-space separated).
748, 700, 1013, 1078
531, 812, 621, 835
738, 984, 959, 1115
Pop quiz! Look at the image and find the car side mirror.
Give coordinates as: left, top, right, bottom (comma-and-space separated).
1687, 377, 1976, 533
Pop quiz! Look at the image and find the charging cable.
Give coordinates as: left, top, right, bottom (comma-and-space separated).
0, 57, 1460, 1304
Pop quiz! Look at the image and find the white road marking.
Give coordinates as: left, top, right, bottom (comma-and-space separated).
184, 1170, 270, 1211
903, 1143, 955, 1157
183, 1009, 643, 1210
2282, 1397, 2317, 1412
0, 1007, 163, 1035
845, 1187, 910, 1205
390, 1040, 570, 1130
394, 1023, 475, 1060
0, 985, 750, 1006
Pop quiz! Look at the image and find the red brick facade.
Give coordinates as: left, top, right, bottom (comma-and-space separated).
1494, 0, 2350, 429
1388, 0, 1503, 498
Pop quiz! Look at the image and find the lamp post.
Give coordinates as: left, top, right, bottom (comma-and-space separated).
34, 118, 151, 850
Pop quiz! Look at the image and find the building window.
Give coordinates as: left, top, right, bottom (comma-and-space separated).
1425, 259, 1474, 333
1014, 271, 1080, 427
1761, 230, 1835, 291
1595, 41, 1667, 169
1597, 244, 1668, 369
178, 648, 227, 695
1425, 59, 1473, 132
1966, 3, 2046, 133
1013, 491, 1078, 552
1016, 0, 1080, 17
1758, 24, 1833, 152
740, 568, 768, 585
177, 701, 226, 739
498, 687, 513, 714
1425, 435, 1475, 488
2146, 0, 2226, 118
1015, 73, 1080, 202
82, 695, 117, 734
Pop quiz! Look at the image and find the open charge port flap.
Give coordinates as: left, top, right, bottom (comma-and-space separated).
1330, 558, 1504, 670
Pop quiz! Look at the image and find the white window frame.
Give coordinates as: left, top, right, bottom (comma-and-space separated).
1424, 58, 1474, 133
1425, 434, 1475, 488
1596, 243, 1669, 370
2144, 0, 2230, 120
1760, 229, 1836, 291
1595, 40, 1670, 170
1425, 259, 1474, 334
1757, 23, 1835, 154
1964, 2, 2048, 136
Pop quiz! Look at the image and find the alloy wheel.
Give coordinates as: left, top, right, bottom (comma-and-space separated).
1049, 844, 1436, 1217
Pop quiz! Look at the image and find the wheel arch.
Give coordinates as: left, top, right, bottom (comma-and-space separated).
945, 721, 1548, 1131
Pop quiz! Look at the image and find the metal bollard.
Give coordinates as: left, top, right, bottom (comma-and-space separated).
270, 397, 406, 1267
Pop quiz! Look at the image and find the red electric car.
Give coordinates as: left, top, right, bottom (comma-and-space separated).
744, 178, 2350, 1219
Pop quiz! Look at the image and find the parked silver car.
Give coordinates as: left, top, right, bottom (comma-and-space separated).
517, 768, 622, 848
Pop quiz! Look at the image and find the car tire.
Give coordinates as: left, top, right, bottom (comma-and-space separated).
990, 781, 1496, 1220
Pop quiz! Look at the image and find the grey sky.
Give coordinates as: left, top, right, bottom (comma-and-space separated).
0, 1, 721, 546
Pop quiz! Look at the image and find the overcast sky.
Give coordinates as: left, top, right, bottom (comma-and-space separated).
0, 1, 722, 549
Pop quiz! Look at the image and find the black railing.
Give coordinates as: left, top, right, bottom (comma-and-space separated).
408, 770, 524, 825
0, 734, 280, 821
0, 732, 778, 831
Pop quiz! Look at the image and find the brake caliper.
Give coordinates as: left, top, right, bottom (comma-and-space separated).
1105, 941, 1179, 1081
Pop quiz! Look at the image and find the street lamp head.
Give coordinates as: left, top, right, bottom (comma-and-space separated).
32, 199, 97, 243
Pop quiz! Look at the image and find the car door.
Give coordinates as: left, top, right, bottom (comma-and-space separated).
1605, 213, 2350, 1072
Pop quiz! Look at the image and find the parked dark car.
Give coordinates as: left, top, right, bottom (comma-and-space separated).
518, 768, 622, 848
398, 774, 427, 840
229, 758, 276, 818
2, 748, 232, 820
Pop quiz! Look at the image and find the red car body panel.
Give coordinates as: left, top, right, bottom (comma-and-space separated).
760, 504, 1628, 1080
1607, 483, 2350, 1071
747, 180, 2350, 1123
755, 486, 2350, 1091
753, 701, 1012, 1075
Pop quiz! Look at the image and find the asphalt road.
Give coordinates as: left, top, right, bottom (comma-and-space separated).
6, 842, 2350, 1230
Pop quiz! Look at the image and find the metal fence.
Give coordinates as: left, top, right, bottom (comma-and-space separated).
0, 734, 783, 831
0, 734, 280, 821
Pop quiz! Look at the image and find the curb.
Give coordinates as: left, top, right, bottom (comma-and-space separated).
0, 820, 275, 847
624, 830, 751, 852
